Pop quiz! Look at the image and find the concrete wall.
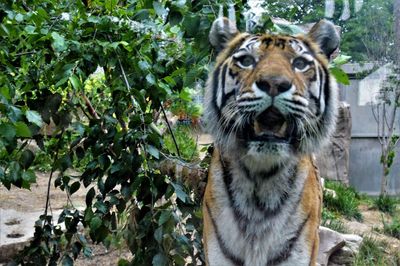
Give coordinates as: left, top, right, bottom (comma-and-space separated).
349, 138, 400, 195
339, 63, 400, 195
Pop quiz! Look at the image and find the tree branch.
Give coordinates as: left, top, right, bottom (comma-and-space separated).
81, 93, 100, 120
161, 104, 181, 158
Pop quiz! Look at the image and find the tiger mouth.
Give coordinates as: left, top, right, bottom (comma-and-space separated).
240, 107, 296, 143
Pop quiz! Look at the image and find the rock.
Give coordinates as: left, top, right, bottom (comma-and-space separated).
316, 102, 352, 184
324, 188, 338, 199
0, 209, 64, 263
318, 227, 363, 266
329, 234, 363, 265
318, 226, 346, 266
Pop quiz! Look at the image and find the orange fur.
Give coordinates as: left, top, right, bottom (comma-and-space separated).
202, 18, 339, 265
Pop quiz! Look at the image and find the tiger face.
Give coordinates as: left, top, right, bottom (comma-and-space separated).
204, 18, 339, 170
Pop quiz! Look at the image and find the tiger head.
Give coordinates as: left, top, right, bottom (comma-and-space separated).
204, 18, 340, 170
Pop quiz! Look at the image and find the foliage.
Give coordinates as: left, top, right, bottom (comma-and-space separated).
167, 87, 203, 123
372, 65, 400, 195
324, 181, 363, 221
373, 195, 399, 215
339, 0, 394, 62
321, 207, 348, 233
352, 236, 400, 266
0, 0, 256, 264
265, 0, 395, 63
382, 216, 400, 239
264, 0, 325, 24
329, 54, 351, 85
163, 125, 199, 162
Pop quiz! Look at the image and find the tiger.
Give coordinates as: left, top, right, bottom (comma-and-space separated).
202, 17, 340, 266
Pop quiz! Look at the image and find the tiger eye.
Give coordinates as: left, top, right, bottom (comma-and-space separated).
236, 55, 255, 68
292, 57, 309, 71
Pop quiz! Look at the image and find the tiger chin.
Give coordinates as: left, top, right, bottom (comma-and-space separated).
202, 17, 340, 266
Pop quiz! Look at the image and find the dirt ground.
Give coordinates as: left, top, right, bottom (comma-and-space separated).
1, 171, 400, 265
342, 204, 400, 255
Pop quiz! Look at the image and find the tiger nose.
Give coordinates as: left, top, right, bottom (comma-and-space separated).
255, 78, 292, 97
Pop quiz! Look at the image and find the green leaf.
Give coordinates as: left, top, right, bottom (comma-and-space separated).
105, 0, 118, 12
9, 106, 23, 122
133, 9, 150, 21
109, 42, 119, 49
69, 74, 82, 91
110, 162, 123, 174
138, 60, 151, 71
94, 201, 108, 214
118, 259, 130, 266
62, 255, 73, 266
15, 13, 24, 22
76, 146, 85, 160
51, 32, 67, 52
153, 2, 168, 18
104, 175, 118, 193
70, 181, 81, 195
20, 149, 35, 169
179, 88, 191, 102
330, 67, 350, 85
22, 170, 36, 183
55, 76, 69, 88
86, 187, 96, 206
21, 170, 36, 189
58, 154, 72, 171
72, 242, 83, 259
24, 25, 36, 34
0, 87, 11, 100
90, 216, 102, 231
83, 246, 92, 257
146, 73, 156, 85
182, 14, 200, 37
274, 23, 304, 35
154, 226, 163, 244
8, 161, 21, 183
332, 55, 351, 67
25, 110, 43, 127
152, 253, 168, 266
172, 254, 186, 266
170, 25, 180, 34
147, 145, 159, 159
0, 24, 10, 36
14, 122, 32, 138
171, 0, 187, 9
0, 123, 16, 141
163, 76, 176, 86
158, 211, 171, 226
171, 182, 189, 203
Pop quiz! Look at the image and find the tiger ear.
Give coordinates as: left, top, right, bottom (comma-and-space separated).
209, 17, 239, 53
307, 20, 340, 60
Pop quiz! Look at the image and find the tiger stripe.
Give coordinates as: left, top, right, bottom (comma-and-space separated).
203, 17, 339, 266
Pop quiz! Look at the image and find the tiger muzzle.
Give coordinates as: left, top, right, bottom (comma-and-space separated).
240, 107, 297, 144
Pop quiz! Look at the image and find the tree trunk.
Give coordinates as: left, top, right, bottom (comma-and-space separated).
381, 161, 388, 196
380, 145, 388, 195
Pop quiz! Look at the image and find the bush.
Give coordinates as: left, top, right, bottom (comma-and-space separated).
373, 195, 399, 215
163, 125, 200, 162
321, 207, 348, 233
352, 236, 399, 266
324, 181, 363, 221
382, 216, 400, 239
